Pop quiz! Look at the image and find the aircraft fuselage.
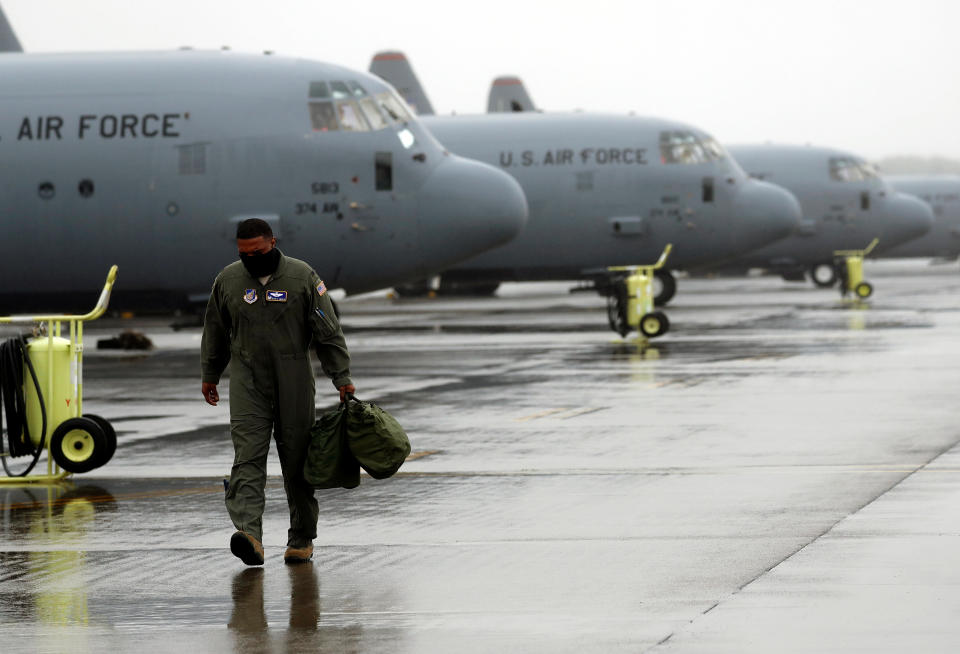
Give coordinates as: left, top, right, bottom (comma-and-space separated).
421, 112, 800, 282
0, 50, 526, 311
723, 145, 934, 273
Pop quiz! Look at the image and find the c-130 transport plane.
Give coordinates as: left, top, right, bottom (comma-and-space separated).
370, 52, 801, 304
482, 74, 934, 295
723, 145, 933, 287
0, 48, 527, 313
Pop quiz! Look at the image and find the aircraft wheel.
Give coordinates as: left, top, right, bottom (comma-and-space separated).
639, 311, 669, 338
50, 417, 108, 474
810, 262, 838, 288
855, 281, 873, 299
438, 278, 500, 296
392, 279, 431, 297
83, 414, 118, 467
653, 270, 677, 306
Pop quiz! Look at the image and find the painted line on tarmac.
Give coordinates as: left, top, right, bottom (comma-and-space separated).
514, 408, 570, 422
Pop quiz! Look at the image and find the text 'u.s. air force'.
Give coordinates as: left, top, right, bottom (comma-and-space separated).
499, 147, 648, 168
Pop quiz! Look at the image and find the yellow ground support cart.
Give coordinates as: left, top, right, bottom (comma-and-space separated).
0, 266, 118, 483
606, 244, 673, 338
834, 238, 878, 299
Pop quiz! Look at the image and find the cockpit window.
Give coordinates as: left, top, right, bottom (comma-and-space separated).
359, 97, 390, 130
309, 86, 411, 133
309, 82, 330, 99
376, 92, 412, 123
330, 81, 352, 100
829, 157, 879, 182
348, 81, 368, 98
308, 102, 338, 131
660, 131, 725, 165
701, 137, 726, 161
336, 101, 370, 132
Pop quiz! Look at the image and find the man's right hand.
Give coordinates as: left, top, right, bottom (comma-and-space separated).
202, 383, 219, 406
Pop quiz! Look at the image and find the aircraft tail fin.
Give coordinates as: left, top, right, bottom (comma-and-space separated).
487, 76, 536, 113
369, 51, 435, 116
0, 5, 22, 52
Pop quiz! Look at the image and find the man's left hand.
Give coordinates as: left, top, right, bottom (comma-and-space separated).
338, 384, 356, 402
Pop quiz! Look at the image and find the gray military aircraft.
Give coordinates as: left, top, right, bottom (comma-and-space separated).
723, 145, 934, 287
481, 74, 936, 294
0, 48, 527, 313
370, 52, 801, 305
879, 175, 960, 260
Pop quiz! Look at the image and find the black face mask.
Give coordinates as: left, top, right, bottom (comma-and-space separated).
240, 247, 281, 278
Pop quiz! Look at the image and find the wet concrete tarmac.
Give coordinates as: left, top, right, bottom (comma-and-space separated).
1, 259, 959, 652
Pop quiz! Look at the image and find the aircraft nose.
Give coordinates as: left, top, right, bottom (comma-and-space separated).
732, 179, 802, 249
880, 192, 934, 246
417, 155, 528, 270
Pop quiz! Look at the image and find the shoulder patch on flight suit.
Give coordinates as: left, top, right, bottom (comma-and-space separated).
316, 280, 327, 296
243, 288, 258, 304
266, 290, 288, 302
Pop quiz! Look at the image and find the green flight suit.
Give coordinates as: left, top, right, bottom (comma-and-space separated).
201, 251, 351, 546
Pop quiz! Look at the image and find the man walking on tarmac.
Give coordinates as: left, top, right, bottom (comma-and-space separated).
201, 218, 354, 566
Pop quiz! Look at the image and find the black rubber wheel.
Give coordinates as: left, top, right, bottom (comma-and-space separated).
810, 262, 838, 288
653, 270, 677, 307
652, 310, 670, 336
392, 279, 432, 297
855, 281, 873, 299
438, 278, 500, 296
50, 417, 108, 474
83, 414, 118, 467
639, 312, 667, 338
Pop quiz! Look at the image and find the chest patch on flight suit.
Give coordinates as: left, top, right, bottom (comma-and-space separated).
243, 289, 258, 304
316, 280, 327, 296
266, 290, 288, 302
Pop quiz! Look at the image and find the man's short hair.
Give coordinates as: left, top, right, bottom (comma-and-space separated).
236, 218, 274, 240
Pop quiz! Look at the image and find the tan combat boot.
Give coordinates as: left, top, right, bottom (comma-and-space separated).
284, 542, 314, 564
230, 531, 265, 566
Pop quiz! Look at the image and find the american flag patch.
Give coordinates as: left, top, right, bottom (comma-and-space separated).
316, 280, 327, 296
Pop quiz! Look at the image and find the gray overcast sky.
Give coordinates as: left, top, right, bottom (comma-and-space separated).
5, 0, 959, 160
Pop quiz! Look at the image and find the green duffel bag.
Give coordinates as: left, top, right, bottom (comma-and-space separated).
303, 403, 360, 489
343, 395, 411, 479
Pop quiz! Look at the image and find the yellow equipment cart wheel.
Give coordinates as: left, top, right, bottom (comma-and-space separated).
855, 281, 873, 299
84, 413, 118, 467
640, 311, 670, 338
50, 417, 108, 474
